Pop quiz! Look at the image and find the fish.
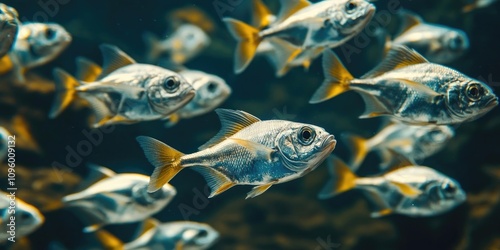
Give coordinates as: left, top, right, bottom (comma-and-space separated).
345, 121, 455, 171
0, 3, 19, 58
62, 166, 177, 233
49, 44, 196, 128
75, 56, 102, 82
0, 126, 10, 162
137, 108, 336, 199
0, 191, 45, 242
164, 69, 232, 127
463, 0, 499, 12
143, 23, 211, 64
223, 0, 376, 73
95, 219, 219, 250
2, 22, 72, 82
309, 46, 499, 125
386, 10, 469, 64
318, 157, 467, 217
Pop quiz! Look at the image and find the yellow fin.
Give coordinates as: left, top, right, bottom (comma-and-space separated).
98, 44, 136, 79
198, 109, 261, 150
0, 55, 14, 74
276, 0, 311, 23
371, 208, 393, 218
343, 133, 369, 171
246, 182, 275, 199
94, 115, 131, 127
191, 166, 235, 198
75, 57, 102, 82
136, 136, 185, 193
318, 156, 358, 199
49, 68, 80, 118
266, 37, 302, 77
222, 18, 262, 74
361, 45, 428, 79
94, 230, 124, 249
252, 0, 273, 28
309, 49, 353, 104
389, 181, 422, 197
384, 148, 415, 171
164, 113, 181, 128
396, 10, 422, 36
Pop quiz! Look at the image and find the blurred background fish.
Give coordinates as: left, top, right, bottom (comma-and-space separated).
0, 3, 19, 58
0, 191, 44, 243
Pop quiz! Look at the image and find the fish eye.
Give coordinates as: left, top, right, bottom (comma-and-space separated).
450, 36, 463, 50
164, 76, 180, 93
196, 229, 208, 238
45, 28, 56, 40
345, 1, 358, 14
442, 183, 457, 194
298, 126, 315, 145
466, 83, 483, 102
207, 82, 218, 93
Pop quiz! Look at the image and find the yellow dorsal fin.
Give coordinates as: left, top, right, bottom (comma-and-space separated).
98, 44, 136, 79
361, 45, 428, 79
198, 109, 261, 150
276, 0, 311, 23
252, 0, 273, 28
397, 10, 423, 36
75, 57, 102, 82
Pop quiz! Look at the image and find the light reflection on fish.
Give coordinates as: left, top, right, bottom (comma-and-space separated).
310, 46, 499, 125
318, 157, 467, 217
137, 109, 336, 199
0, 3, 19, 58
0, 191, 45, 242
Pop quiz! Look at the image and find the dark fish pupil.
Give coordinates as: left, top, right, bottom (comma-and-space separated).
197, 230, 208, 237
346, 2, 357, 12
302, 130, 311, 140
166, 78, 177, 88
46, 28, 55, 39
207, 82, 217, 92
470, 87, 478, 97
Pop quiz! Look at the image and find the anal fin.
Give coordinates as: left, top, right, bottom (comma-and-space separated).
357, 91, 391, 119
191, 166, 235, 198
246, 182, 276, 199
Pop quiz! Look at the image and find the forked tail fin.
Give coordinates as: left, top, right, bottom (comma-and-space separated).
318, 156, 358, 199
49, 68, 80, 118
222, 18, 262, 74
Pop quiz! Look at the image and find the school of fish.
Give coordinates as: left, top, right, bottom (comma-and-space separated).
0, 0, 498, 249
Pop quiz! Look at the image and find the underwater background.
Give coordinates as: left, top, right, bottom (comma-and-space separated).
1, 0, 500, 249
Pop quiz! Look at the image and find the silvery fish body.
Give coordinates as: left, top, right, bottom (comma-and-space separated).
165, 69, 231, 125
0, 3, 19, 58
11, 22, 71, 70
62, 172, 176, 232
49, 45, 195, 128
259, 0, 375, 49
0, 127, 10, 162
391, 11, 469, 64
144, 23, 210, 64
124, 221, 219, 250
310, 46, 498, 125
345, 121, 455, 171
137, 109, 336, 198
356, 166, 466, 217
0, 191, 44, 242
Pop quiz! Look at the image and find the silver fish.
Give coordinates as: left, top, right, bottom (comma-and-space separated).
310, 46, 499, 125
318, 157, 467, 217
94, 219, 219, 250
0, 3, 19, 58
137, 108, 336, 199
49, 44, 195, 128
345, 121, 455, 171
0, 127, 10, 162
387, 10, 469, 64
0, 191, 45, 242
164, 69, 231, 127
463, 0, 499, 12
62, 166, 177, 233
7, 22, 71, 82
143, 23, 211, 64
223, 0, 375, 73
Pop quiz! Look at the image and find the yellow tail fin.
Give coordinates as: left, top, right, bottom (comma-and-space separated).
136, 136, 185, 193
222, 18, 262, 74
318, 156, 358, 199
343, 134, 369, 172
49, 68, 80, 118
309, 49, 353, 104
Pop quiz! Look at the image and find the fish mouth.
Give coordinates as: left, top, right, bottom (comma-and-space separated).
486, 97, 499, 109
321, 135, 337, 152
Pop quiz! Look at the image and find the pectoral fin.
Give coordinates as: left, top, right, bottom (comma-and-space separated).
389, 181, 422, 197
191, 166, 235, 198
246, 182, 276, 199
